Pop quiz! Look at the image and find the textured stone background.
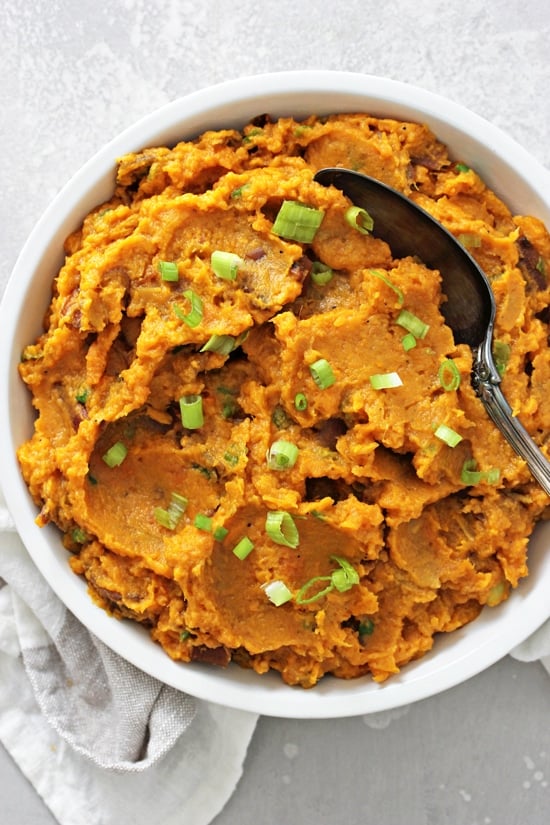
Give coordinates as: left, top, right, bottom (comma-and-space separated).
1, 1, 550, 823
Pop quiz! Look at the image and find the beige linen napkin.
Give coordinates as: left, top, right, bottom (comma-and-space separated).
510, 620, 550, 676
0, 489, 258, 825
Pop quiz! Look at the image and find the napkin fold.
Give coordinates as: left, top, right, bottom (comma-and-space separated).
0, 490, 258, 825
510, 619, 550, 676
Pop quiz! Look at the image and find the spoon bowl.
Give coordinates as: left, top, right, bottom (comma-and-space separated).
314, 167, 550, 495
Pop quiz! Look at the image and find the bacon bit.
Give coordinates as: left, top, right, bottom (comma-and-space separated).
190, 645, 231, 667
290, 255, 313, 282
73, 404, 89, 427
95, 586, 123, 603
245, 246, 267, 261
518, 236, 546, 291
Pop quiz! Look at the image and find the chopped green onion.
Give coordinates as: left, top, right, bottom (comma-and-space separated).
457, 232, 481, 248
434, 423, 463, 448
75, 386, 90, 404
200, 334, 237, 355
309, 358, 336, 389
345, 205, 374, 235
438, 358, 461, 391
223, 450, 239, 467
179, 394, 204, 429
154, 492, 188, 530
102, 441, 128, 468
296, 557, 359, 604
402, 333, 417, 352
266, 440, 299, 471
358, 618, 375, 637
311, 262, 334, 285
211, 250, 243, 281
232, 536, 254, 560
174, 289, 203, 328
71, 527, 89, 544
243, 127, 263, 143
455, 162, 471, 173
294, 392, 308, 411
369, 372, 403, 390
272, 200, 324, 243
230, 184, 249, 199
396, 309, 430, 339
262, 580, 293, 606
154, 509, 176, 529
369, 269, 404, 305
329, 555, 360, 592
295, 575, 334, 604
194, 513, 213, 532
493, 341, 511, 377
461, 459, 500, 486
265, 511, 300, 549
157, 260, 179, 282
272, 405, 292, 429
487, 581, 506, 606
213, 526, 229, 542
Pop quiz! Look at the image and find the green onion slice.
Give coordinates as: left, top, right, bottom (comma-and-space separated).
262, 580, 293, 606
358, 618, 375, 637
294, 392, 308, 411
329, 555, 360, 592
272, 201, 325, 243
102, 441, 128, 468
154, 492, 188, 530
179, 394, 204, 429
213, 526, 229, 542
486, 581, 506, 606
174, 289, 203, 327
194, 513, 213, 532
265, 511, 300, 549
266, 440, 299, 471
75, 386, 90, 404
232, 536, 254, 560
272, 405, 292, 429
309, 358, 336, 389
369, 269, 404, 305
434, 423, 463, 448
211, 250, 243, 281
71, 527, 89, 544
311, 262, 334, 285
295, 575, 334, 605
461, 458, 500, 486
396, 309, 430, 339
157, 260, 179, 282
200, 334, 237, 355
345, 205, 374, 235
369, 372, 403, 390
493, 341, 511, 377
438, 358, 461, 391
296, 557, 359, 604
402, 333, 417, 352
457, 233, 481, 248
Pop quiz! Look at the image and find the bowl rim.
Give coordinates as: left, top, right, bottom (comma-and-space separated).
2, 69, 550, 718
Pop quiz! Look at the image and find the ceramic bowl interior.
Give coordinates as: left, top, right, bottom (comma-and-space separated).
2, 71, 550, 718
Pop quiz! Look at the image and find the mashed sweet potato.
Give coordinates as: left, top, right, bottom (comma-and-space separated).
18, 113, 550, 687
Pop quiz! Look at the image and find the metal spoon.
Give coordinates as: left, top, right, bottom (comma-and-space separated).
314, 167, 550, 496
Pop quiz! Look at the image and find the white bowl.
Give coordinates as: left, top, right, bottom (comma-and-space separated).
2, 71, 550, 718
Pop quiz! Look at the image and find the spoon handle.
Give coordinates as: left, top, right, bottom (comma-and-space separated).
474, 353, 550, 496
